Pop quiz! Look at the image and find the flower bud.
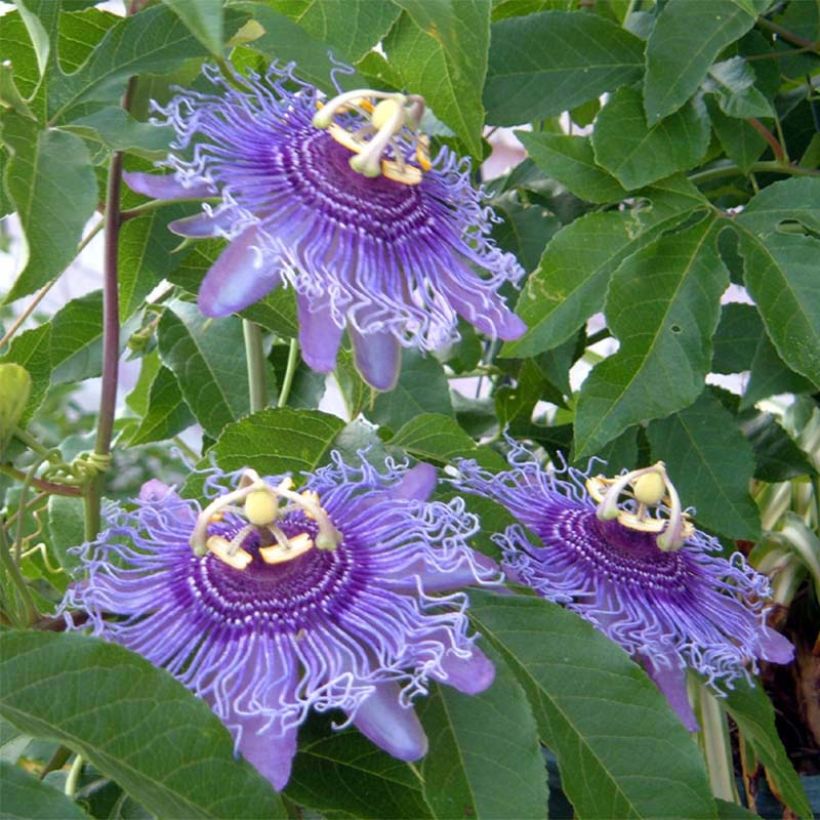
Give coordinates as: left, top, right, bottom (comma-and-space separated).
0, 363, 31, 447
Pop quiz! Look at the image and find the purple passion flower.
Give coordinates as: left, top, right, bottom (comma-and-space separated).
454, 446, 793, 731
62, 455, 498, 789
124, 63, 526, 390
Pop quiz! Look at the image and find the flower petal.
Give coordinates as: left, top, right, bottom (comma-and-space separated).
440, 270, 527, 341
298, 294, 344, 373
391, 463, 437, 502
386, 552, 499, 593
349, 326, 401, 391
433, 646, 495, 695
351, 683, 428, 761
122, 171, 213, 201
237, 715, 298, 792
197, 226, 283, 317
645, 661, 698, 732
169, 210, 234, 238
759, 627, 794, 665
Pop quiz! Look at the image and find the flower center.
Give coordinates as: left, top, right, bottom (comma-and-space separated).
189, 469, 341, 568
586, 462, 694, 552
312, 88, 431, 185
189, 509, 366, 631
550, 505, 691, 592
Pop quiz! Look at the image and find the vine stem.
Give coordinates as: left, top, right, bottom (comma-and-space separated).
13, 453, 49, 562
0, 522, 36, 626
84, 81, 135, 541
243, 320, 268, 413
688, 160, 819, 185
0, 465, 81, 497
277, 338, 299, 408
756, 17, 818, 51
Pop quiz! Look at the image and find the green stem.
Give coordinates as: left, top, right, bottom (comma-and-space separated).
0, 464, 82, 497
698, 685, 739, 803
12, 427, 54, 459
756, 17, 818, 51
0, 522, 37, 626
84, 80, 134, 541
13, 453, 49, 563
277, 338, 300, 409
119, 195, 220, 222
689, 160, 820, 186
243, 320, 268, 413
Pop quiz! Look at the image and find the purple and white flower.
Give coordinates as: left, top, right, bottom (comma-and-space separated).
124, 62, 526, 390
454, 444, 793, 731
62, 455, 498, 789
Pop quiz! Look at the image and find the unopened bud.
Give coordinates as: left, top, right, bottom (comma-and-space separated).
0, 363, 31, 446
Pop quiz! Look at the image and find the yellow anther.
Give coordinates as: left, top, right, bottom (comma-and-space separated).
416, 135, 432, 172
632, 472, 666, 506
210, 512, 224, 523
245, 489, 279, 526
259, 532, 315, 565
206, 535, 252, 570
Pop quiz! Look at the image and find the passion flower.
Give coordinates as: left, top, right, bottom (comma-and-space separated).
454, 446, 793, 731
124, 63, 526, 390
63, 456, 497, 789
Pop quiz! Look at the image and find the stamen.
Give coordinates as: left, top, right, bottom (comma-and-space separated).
206, 535, 252, 570
190, 469, 342, 563
312, 88, 430, 185
259, 533, 315, 565
587, 462, 693, 552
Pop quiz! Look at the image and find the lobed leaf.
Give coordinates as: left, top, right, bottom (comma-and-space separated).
0, 630, 284, 819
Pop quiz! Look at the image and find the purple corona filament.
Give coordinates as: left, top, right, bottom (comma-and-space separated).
62, 455, 498, 789
123, 63, 526, 390
453, 444, 793, 731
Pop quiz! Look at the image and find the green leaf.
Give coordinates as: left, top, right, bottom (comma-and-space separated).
48, 5, 210, 124
0, 760, 86, 819
157, 301, 251, 438
503, 183, 706, 358
236, 2, 366, 92
46, 494, 85, 573
643, 0, 766, 123
161, 0, 223, 56
65, 107, 174, 155
720, 677, 812, 819
715, 797, 757, 818
267, 0, 401, 63
741, 332, 815, 410
712, 303, 763, 374
286, 716, 433, 819
418, 647, 548, 819
734, 229, 820, 386
49, 291, 103, 385
389, 413, 505, 469
703, 57, 774, 119
707, 102, 768, 173
740, 411, 816, 482
127, 366, 194, 447
484, 11, 643, 126
574, 215, 726, 458
0, 630, 284, 819
491, 194, 560, 272
371, 350, 453, 431
735, 176, 820, 235
384, 1, 490, 156
469, 591, 716, 819
11, 0, 58, 77
646, 390, 760, 539
1, 113, 97, 302
592, 87, 711, 190
211, 407, 345, 476
517, 131, 627, 203
119, 202, 195, 318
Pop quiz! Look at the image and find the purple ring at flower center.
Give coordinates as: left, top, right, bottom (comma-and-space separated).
548, 505, 690, 592
272, 125, 433, 240
184, 511, 367, 632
